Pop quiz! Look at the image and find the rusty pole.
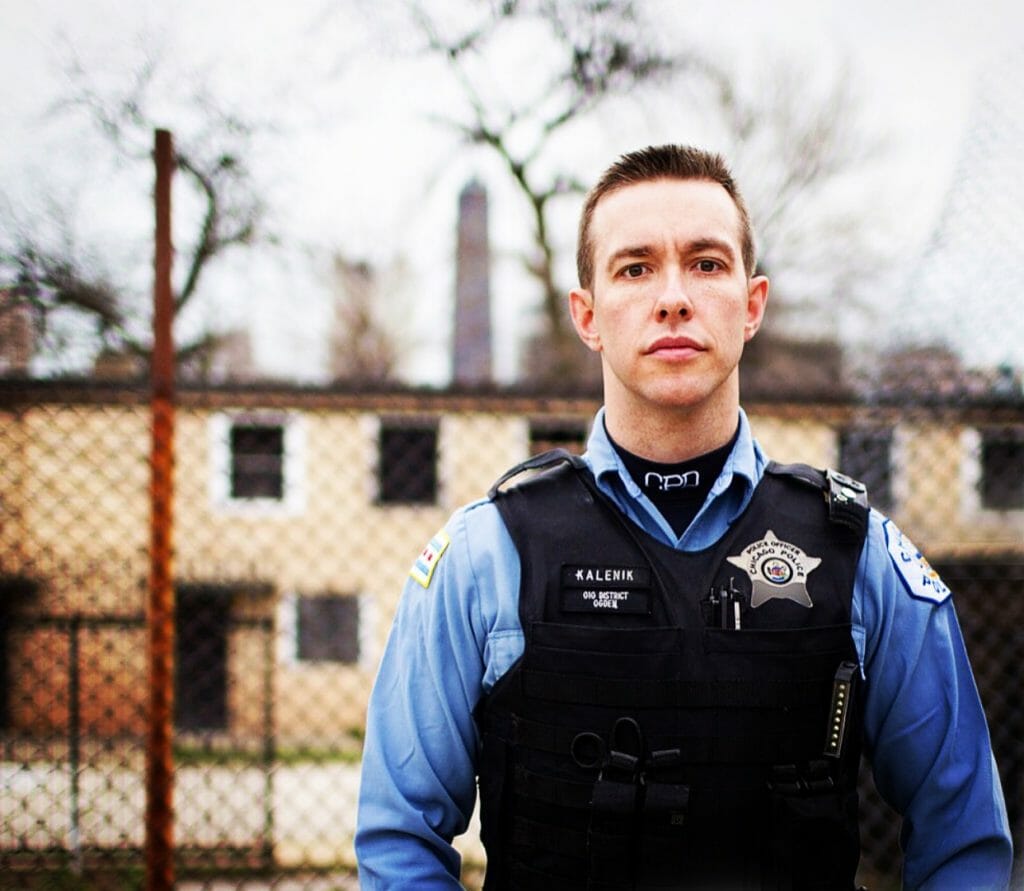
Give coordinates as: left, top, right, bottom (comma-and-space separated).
146, 127, 176, 891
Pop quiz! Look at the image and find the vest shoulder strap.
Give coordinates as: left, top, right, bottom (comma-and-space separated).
765, 461, 870, 537
488, 448, 588, 499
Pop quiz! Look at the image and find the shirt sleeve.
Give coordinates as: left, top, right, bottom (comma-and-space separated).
355, 501, 509, 889
857, 512, 1013, 890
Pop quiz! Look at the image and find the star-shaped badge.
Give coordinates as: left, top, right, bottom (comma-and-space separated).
726, 530, 821, 608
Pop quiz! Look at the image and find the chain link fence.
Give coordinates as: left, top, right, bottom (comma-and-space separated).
0, 375, 1021, 890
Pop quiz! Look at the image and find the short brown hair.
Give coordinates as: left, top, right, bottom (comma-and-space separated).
576, 144, 756, 288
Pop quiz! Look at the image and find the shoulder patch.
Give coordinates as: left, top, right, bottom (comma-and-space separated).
883, 519, 951, 603
410, 529, 451, 589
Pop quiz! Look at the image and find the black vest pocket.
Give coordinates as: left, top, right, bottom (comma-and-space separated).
478, 731, 509, 890
769, 784, 861, 891
702, 623, 854, 656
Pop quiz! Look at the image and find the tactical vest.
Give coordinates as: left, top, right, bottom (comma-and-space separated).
475, 453, 870, 891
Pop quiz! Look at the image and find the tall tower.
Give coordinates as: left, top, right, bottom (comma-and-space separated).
453, 179, 493, 386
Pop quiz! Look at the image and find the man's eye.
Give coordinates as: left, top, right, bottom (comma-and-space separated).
696, 259, 721, 273
623, 264, 646, 278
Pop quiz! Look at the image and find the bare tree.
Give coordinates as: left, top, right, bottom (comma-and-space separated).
398, 0, 888, 389
704, 56, 885, 298
403, 0, 682, 385
326, 252, 408, 383
691, 55, 888, 395
1, 192, 124, 371
0, 48, 266, 378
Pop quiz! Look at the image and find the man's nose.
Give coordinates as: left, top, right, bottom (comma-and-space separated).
654, 279, 693, 320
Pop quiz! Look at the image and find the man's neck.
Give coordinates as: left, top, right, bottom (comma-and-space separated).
609, 427, 739, 537
603, 393, 740, 463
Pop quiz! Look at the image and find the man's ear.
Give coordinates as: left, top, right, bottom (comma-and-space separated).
743, 275, 769, 342
569, 287, 602, 353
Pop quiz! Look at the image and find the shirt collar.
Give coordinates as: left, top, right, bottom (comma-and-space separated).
583, 406, 764, 544
587, 407, 759, 482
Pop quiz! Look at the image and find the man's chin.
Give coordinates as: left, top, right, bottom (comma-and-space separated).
638, 375, 737, 413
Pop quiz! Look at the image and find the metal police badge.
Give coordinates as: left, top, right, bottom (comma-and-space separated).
726, 530, 821, 608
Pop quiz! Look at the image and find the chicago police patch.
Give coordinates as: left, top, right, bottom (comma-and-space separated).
883, 519, 951, 603
410, 529, 450, 589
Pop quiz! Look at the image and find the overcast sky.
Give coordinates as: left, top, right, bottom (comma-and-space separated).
2, 0, 1022, 381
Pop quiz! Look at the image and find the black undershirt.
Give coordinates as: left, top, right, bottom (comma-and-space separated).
610, 426, 740, 538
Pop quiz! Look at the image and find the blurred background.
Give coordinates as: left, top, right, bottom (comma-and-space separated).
0, 1, 1021, 888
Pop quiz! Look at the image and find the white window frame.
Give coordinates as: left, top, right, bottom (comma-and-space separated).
277, 591, 374, 671
960, 427, 1024, 520
363, 414, 443, 507
209, 411, 306, 516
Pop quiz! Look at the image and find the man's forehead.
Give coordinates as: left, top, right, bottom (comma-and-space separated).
590, 177, 743, 255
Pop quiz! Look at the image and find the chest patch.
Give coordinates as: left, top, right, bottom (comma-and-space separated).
726, 530, 821, 608
561, 564, 652, 614
883, 519, 951, 603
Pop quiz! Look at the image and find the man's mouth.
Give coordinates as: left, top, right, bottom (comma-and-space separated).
645, 336, 705, 358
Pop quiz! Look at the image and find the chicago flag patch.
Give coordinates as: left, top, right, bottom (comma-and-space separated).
883, 519, 951, 603
410, 530, 451, 588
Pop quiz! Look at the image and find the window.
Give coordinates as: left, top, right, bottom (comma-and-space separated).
0, 578, 37, 730
0, 607, 9, 729
529, 419, 588, 456
980, 429, 1024, 510
175, 586, 229, 731
378, 421, 438, 504
296, 595, 360, 663
838, 427, 893, 511
230, 423, 284, 499
210, 412, 305, 514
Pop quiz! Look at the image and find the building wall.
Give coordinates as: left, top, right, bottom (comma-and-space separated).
1, 391, 1021, 746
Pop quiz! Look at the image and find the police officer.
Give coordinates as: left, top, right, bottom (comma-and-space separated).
355, 145, 1012, 889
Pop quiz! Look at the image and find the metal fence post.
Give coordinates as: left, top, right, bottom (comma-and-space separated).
146, 127, 176, 891
262, 616, 275, 866
68, 616, 81, 875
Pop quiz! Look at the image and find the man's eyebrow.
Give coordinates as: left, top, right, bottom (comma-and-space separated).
605, 245, 655, 273
687, 237, 737, 261
604, 238, 738, 275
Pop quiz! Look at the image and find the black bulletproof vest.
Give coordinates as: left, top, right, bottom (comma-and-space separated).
475, 453, 870, 891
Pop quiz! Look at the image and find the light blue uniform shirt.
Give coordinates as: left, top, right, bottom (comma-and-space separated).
356, 409, 1012, 890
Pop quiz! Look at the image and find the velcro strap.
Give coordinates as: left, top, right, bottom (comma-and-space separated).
511, 814, 588, 855
508, 714, 579, 752
643, 781, 690, 815
508, 860, 584, 890
768, 760, 838, 795
510, 712, 817, 763
508, 859, 632, 891
509, 817, 634, 871
513, 764, 594, 809
591, 777, 638, 815
522, 669, 828, 709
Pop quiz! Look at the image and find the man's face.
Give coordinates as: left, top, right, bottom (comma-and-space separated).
570, 177, 768, 421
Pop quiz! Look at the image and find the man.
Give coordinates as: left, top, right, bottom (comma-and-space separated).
355, 145, 1012, 889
